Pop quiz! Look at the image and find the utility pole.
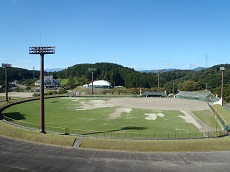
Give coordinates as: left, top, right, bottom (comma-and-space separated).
157, 70, 160, 92
33, 66, 35, 79
88, 68, 97, 95
173, 82, 175, 96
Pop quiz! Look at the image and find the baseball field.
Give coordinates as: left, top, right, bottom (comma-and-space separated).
3, 96, 218, 135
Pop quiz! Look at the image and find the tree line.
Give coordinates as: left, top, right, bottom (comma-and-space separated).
0, 63, 229, 102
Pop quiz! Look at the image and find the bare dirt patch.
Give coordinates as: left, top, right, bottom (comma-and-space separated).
144, 113, 165, 120
0, 92, 33, 98
75, 99, 114, 110
109, 108, 132, 119
179, 110, 201, 129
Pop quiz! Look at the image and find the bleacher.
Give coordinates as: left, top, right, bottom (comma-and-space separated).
176, 91, 211, 101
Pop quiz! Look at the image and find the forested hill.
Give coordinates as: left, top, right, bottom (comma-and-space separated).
55, 62, 157, 88
55, 63, 229, 90
0, 63, 229, 101
0, 67, 40, 83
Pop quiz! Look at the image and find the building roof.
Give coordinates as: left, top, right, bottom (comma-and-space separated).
176, 91, 210, 101
35, 76, 55, 84
142, 91, 167, 97
89, 80, 111, 86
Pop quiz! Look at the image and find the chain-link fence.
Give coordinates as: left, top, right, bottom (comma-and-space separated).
3, 115, 227, 140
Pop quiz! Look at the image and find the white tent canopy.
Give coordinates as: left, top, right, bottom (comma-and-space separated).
89, 80, 111, 86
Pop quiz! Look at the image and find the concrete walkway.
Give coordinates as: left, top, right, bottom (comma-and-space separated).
0, 135, 230, 172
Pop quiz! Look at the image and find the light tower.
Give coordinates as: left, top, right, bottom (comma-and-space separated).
88, 68, 97, 95
2, 63, 12, 102
220, 67, 225, 105
29, 46, 55, 133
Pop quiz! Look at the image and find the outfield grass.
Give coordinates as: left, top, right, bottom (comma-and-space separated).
0, 96, 6, 101
193, 110, 221, 129
3, 97, 200, 134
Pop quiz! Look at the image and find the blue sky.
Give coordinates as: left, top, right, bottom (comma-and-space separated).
0, 0, 229, 71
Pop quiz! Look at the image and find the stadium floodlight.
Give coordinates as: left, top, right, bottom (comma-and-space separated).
29, 46, 55, 54
2, 63, 12, 102
29, 46, 55, 134
220, 67, 225, 105
2, 63, 12, 68
88, 68, 97, 95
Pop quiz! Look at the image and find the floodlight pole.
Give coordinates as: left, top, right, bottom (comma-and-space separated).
2, 63, 12, 102
29, 46, 55, 134
220, 67, 225, 105
40, 53, 45, 133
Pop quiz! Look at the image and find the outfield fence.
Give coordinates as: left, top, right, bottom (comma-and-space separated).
3, 115, 227, 140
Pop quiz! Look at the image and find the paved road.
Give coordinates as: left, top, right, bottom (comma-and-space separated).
0, 136, 230, 172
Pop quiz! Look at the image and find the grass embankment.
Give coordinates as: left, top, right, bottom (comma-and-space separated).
213, 104, 230, 124
0, 121, 75, 147
1, 120, 230, 152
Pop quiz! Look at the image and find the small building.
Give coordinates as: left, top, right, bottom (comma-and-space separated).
35, 75, 60, 88
88, 80, 111, 89
141, 91, 167, 97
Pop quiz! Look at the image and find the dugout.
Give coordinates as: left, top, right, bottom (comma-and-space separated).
141, 91, 167, 97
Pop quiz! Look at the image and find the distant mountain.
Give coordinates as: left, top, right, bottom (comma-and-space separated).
45, 68, 64, 72
140, 68, 178, 73
139, 67, 205, 73
192, 67, 205, 71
